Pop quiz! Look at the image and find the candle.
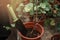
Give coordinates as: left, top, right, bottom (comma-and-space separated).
7, 4, 18, 22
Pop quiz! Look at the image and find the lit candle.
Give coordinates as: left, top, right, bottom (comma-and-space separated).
7, 4, 18, 22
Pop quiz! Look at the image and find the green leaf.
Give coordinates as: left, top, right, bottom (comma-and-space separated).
23, 3, 33, 12
45, 3, 51, 11
30, 9, 34, 15
39, 2, 51, 12
50, 19, 55, 26
39, 3, 46, 9
41, 10, 46, 14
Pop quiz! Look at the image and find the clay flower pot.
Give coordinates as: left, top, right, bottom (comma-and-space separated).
51, 33, 60, 40
18, 22, 44, 40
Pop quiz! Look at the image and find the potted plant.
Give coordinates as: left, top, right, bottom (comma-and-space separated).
15, 0, 44, 40
17, 22, 44, 40
7, 3, 44, 40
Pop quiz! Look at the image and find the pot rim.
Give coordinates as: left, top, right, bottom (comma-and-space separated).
17, 22, 44, 39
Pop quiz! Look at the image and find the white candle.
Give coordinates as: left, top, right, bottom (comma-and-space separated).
7, 4, 18, 22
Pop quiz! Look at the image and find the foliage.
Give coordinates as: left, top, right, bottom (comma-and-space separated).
20, 0, 60, 28
24, 0, 60, 17
44, 18, 55, 26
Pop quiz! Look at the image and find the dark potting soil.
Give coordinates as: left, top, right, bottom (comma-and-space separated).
26, 28, 40, 38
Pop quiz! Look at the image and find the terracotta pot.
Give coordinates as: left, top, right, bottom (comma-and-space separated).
51, 34, 60, 40
18, 22, 44, 40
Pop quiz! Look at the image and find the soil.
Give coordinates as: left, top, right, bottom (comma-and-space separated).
26, 28, 40, 38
